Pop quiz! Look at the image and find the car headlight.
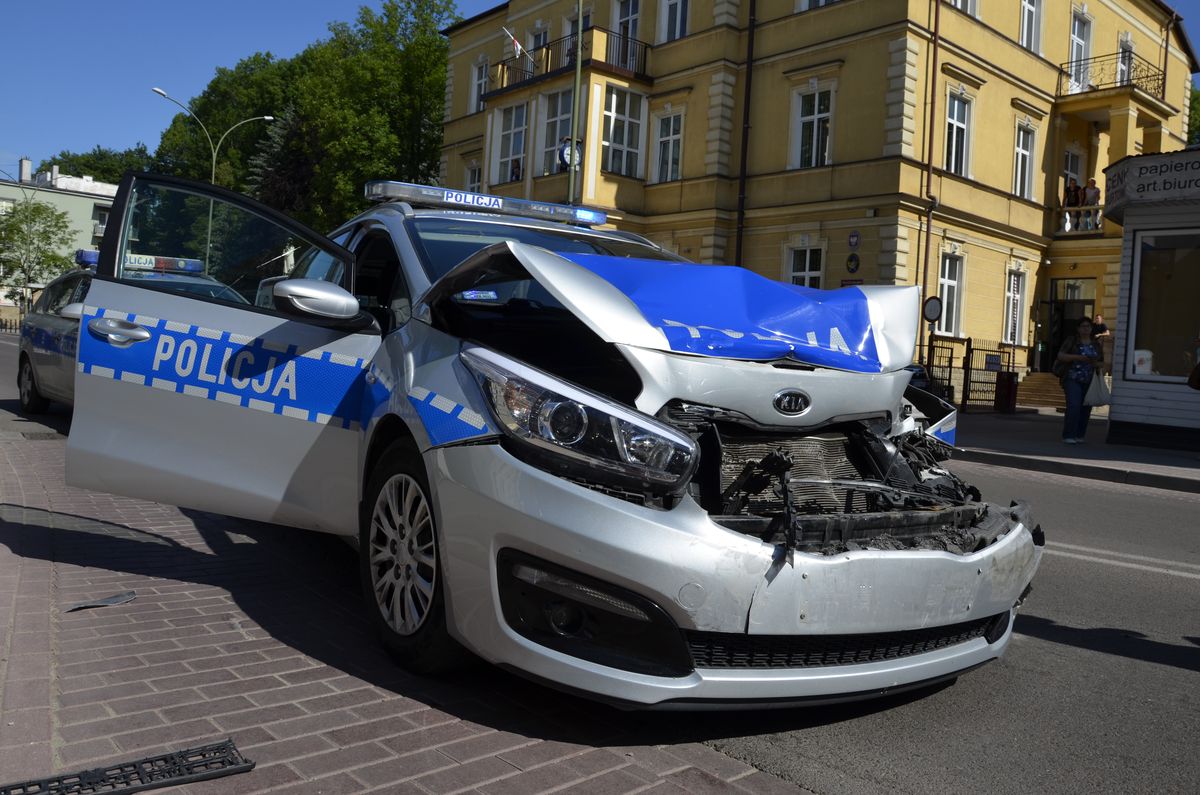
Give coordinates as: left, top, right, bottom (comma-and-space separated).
460, 347, 698, 494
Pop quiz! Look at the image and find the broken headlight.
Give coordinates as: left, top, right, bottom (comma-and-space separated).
461, 347, 698, 494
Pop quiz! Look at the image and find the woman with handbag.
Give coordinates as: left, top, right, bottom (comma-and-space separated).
1056, 317, 1104, 444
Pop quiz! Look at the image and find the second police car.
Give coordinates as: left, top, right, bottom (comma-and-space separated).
65, 173, 1042, 708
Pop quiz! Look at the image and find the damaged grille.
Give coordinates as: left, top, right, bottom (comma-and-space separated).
720, 434, 867, 514
685, 614, 1003, 669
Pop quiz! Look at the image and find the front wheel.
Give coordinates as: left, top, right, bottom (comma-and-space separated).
18, 356, 49, 414
359, 441, 463, 673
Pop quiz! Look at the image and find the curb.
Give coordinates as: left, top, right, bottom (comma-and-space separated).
954, 448, 1200, 494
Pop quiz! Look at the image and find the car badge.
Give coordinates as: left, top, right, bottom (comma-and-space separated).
773, 389, 811, 416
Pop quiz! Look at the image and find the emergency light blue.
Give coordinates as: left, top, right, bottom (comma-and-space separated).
556, 254, 883, 372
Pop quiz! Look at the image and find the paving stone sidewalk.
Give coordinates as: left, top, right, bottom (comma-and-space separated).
0, 438, 804, 794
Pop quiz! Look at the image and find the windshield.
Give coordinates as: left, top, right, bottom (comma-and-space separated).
406, 217, 684, 281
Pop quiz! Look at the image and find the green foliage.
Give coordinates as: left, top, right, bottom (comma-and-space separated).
36, 144, 154, 184
155, 0, 458, 230
1189, 84, 1199, 145
0, 198, 75, 301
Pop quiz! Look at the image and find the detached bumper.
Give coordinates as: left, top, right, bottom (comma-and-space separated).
429, 445, 1042, 706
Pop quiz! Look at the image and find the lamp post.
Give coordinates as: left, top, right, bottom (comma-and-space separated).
151, 88, 273, 269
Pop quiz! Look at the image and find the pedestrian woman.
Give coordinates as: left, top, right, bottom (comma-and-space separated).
1056, 317, 1103, 443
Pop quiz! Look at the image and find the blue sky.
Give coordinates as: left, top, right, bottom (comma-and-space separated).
2, 0, 1197, 182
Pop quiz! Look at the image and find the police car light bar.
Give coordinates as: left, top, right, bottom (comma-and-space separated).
123, 253, 204, 273
363, 180, 608, 227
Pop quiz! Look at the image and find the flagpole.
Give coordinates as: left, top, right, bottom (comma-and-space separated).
566, 0, 584, 206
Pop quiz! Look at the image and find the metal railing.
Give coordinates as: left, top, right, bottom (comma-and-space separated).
1057, 51, 1164, 98
490, 27, 650, 93
1055, 204, 1104, 235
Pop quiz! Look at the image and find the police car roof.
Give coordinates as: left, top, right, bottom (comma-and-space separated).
364, 181, 607, 228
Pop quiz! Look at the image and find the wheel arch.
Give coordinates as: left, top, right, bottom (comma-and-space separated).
362, 413, 421, 504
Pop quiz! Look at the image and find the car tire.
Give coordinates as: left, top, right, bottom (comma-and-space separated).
18, 356, 50, 414
359, 439, 464, 673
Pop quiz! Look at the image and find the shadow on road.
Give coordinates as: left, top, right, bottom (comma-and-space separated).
1016, 614, 1200, 673
0, 502, 937, 747
0, 398, 72, 436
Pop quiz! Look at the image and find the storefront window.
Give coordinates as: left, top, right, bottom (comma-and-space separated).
1130, 230, 1200, 379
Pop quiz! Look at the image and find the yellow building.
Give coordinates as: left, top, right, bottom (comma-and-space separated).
441, 0, 1196, 375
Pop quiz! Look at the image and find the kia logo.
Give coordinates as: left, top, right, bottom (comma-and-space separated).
773, 389, 811, 416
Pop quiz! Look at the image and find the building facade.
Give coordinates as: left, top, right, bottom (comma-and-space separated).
440, 0, 1196, 372
1, 159, 118, 318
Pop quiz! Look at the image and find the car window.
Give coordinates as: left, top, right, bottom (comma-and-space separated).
352, 232, 410, 331
406, 217, 683, 282
71, 276, 91, 304
43, 277, 78, 315
116, 180, 351, 311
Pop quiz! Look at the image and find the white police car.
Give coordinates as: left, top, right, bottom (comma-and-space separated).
66, 173, 1041, 708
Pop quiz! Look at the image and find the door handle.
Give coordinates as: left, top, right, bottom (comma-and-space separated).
87, 317, 152, 345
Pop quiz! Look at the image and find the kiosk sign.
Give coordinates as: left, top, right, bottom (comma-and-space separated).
1104, 149, 1200, 223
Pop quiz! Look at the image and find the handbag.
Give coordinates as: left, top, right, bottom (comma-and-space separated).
1084, 371, 1111, 407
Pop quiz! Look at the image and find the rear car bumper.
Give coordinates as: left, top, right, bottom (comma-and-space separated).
429, 444, 1042, 706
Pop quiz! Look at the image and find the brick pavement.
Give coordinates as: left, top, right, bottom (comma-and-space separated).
0, 438, 807, 794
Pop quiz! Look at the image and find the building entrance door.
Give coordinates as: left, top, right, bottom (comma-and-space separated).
1038, 277, 1096, 371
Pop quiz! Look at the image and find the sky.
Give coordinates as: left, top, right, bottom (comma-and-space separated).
2, 0, 1198, 183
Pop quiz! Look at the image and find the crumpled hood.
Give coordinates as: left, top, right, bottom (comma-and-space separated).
420, 242, 920, 373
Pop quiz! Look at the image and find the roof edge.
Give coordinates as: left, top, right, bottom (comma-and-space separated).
441, 2, 508, 37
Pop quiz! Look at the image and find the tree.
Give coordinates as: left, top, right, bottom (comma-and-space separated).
155, 0, 458, 230
37, 144, 153, 184
0, 198, 75, 303
1189, 84, 1199, 145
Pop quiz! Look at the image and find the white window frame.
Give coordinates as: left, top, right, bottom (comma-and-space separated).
496, 103, 528, 184
1068, 10, 1092, 92
1013, 123, 1036, 200
944, 90, 972, 177
936, 252, 964, 337
601, 85, 645, 179
799, 0, 842, 9
540, 89, 576, 176
531, 27, 549, 52
1003, 267, 1027, 345
465, 164, 481, 193
1127, 228, 1200, 382
470, 60, 489, 114
788, 81, 835, 170
788, 247, 824, 289
659, 0, 689, 43
1019, 0, 1041, 53
652, 110, 684, 183
1117, 37, 1134, 85
946, 0, 976, 15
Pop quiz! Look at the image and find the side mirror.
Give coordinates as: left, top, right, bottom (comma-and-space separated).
60, 302, 85, 320
273, 279, 360, 320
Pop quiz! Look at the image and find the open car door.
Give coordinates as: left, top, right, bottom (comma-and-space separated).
66, 173, 382, 535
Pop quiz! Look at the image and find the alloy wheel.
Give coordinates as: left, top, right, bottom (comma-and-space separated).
368, 473, 437, 636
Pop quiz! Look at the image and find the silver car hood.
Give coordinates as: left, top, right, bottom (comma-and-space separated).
418, 241, 920, 373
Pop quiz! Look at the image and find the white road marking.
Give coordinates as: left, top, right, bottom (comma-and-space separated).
1046, 541, 1200, 572
0, 337, 18, 347
1043, 549, 1200, 581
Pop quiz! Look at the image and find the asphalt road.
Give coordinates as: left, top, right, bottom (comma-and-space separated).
2, 334, 1196, 793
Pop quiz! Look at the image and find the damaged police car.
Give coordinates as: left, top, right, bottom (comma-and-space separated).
67, 173, 1042, 708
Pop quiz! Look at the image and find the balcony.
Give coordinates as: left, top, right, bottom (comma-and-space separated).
1056, 51, 1164, 99
487, 27, 650, 96
1052, 204, 1105, 237
93, 222, 106, 237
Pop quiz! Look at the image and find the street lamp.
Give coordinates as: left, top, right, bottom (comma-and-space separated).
151, 87, 273, 185
151, 87, 273, 268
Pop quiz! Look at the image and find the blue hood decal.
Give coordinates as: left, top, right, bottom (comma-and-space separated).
555, 254, 884, 372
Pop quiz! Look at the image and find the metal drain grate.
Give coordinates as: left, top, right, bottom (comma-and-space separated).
0, 738, 254, 795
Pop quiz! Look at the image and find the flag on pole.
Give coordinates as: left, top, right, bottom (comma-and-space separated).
502, 26, 533, 63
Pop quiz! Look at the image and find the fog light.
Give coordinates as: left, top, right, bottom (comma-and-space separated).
545, 601, 585, 636
513, 563, 649, 621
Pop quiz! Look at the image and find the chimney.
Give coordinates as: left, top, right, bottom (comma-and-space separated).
51, 165, 60, 184
19, 157, 32, 183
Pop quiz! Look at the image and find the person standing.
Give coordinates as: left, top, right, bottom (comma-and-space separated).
1064, 177, 1083, 231
1057, 317, 1103, 444
1083, 178, 1102, 229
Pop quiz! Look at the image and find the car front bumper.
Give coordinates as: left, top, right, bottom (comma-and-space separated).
428, 444, 1042, 706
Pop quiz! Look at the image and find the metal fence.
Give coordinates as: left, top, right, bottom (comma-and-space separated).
927, 337, 1021, 410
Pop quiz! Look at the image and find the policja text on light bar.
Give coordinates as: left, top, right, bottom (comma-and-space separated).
363, 180, 608, 227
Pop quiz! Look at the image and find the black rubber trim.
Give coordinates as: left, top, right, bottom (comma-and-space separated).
0, 738, 254, 795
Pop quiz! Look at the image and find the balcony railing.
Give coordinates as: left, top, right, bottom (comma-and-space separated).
489, 27, 650, 93
1054, 204, 1105, 235
1056, 51, 1164, 99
